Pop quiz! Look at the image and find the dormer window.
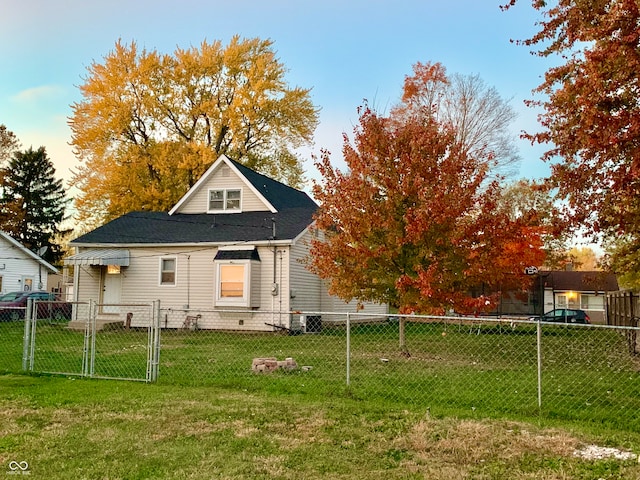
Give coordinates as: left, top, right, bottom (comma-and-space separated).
208, 188, 241, 213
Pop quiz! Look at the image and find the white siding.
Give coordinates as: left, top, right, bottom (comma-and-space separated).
74, 264, 102, 303
258, 245, 291, 326
0, 238, 49, 293
543, 288, 555, 312
289, 230, 321, 313
249, 259, 262, 308
73, 245, 295, 328
290, 229, 388, 326
119, 247, 216, 307
175, 168, 268, 214
72, 230, 387, 330
322, 294, 388, 315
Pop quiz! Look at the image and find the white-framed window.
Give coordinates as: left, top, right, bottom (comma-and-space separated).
22, 277, 33, 291
581, 295, 589, 309
208, 188, 241, 213
215, 261, 250, 307
556, 294, 567, 307
581, 294, 604, 310
159, 257, 177, 286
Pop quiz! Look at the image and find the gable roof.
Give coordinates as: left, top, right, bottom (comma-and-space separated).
71, 155, 318, 247
540, 270, 619, 293
70, 208, 316, 246
0, 231, 58, 273
169, 155, 316, 215
227, 158, 317, 212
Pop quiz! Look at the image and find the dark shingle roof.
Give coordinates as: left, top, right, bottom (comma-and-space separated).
71, 208, 316, 245
541, 271, 619, 293
71, 157, 318, 246
214, 249, 261, 261
228, 158, 317, 211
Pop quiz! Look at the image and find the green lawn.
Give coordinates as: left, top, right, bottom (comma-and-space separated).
3, 320, 640, 429
1, 374, 640, 479
1, 319, 640, 478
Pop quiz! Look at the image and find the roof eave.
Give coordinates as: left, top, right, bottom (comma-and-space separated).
69, 239, 295, 249
0, 231, 58, 274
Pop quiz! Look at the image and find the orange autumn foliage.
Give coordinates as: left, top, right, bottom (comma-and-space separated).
308, 100, 546, 314
503, 0, 640, 239
69, 37, 319, 224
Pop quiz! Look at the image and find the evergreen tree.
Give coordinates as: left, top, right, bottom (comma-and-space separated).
0, 146, 70, 265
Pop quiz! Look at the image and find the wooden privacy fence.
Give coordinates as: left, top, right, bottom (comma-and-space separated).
607, 290, 639, 354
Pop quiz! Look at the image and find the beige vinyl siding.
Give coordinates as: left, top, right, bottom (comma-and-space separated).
256, 245, 290, 325
72, 239, 386, 330
289, 230, 321, 313
289, 229, 388, 322
100, 245, 287, 310
249, 259, 262, 308
75, 265, 102, 303
288, 229, 388, 328
118, 247, 215, 308
175, 168, 269, 214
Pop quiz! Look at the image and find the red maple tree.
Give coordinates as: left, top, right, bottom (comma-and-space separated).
503, 0, 640, 240
309, 94, 546, 313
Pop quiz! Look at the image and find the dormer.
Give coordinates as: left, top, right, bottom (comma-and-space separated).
169, 155, 277, 215
169, 154, 317, 216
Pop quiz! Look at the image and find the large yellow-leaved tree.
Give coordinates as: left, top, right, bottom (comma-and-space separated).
69, 36, 319, 224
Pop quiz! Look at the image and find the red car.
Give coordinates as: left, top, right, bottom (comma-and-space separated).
0, 291, 72, 321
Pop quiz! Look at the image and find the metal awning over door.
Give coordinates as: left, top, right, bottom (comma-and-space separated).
64, 249, 130, 266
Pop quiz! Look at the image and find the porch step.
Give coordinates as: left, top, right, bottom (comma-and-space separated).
67, 316, 124, 332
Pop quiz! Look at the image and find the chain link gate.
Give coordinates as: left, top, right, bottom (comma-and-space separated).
23, 298, 161, 382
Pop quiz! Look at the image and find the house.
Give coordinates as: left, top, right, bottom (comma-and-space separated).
0, 231, 58, 294
485, 270, 619, 323
64, 155, 387, 330
535, 270, 619, 324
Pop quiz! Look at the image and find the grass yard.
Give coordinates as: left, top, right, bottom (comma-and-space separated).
1, 374, 640, 479
1, 318, 640, 478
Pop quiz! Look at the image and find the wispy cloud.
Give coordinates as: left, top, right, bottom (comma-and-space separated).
11, 85, 66, 105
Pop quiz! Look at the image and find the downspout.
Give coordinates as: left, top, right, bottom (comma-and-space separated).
272, 218, 277, 325
272, 218, 277, 286
279, 250, 284, 326
186, 255, 191, 309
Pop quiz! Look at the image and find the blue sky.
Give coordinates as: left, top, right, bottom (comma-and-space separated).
0, 0, 554, 189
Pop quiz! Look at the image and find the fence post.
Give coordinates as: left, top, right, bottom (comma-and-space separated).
22, 298, 32, 371
346, 312, 351, 387
537, 318, 542, 410
399, 316, 406, 351
28, 299, 36, 371
81, 300, 92, 377
632, 292, 638, 354
149, 300, 161, 382
89, 299, 97, 377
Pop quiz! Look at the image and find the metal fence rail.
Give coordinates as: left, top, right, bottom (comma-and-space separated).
2, 304, 639, 425
17, 299, 159, 382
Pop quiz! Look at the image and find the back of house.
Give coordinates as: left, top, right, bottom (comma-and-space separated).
65, 155, 387, 331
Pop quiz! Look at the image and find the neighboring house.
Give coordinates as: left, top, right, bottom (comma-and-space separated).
536, 270, 619, 324
64, 155, 387, 330
0, 231, 58, 293
485, 270, 619, 323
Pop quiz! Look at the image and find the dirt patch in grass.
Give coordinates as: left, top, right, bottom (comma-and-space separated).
389, 416, 640, 479
400, 417, 577, 464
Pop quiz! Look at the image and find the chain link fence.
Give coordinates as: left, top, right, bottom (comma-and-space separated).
1, 303, 639, 425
